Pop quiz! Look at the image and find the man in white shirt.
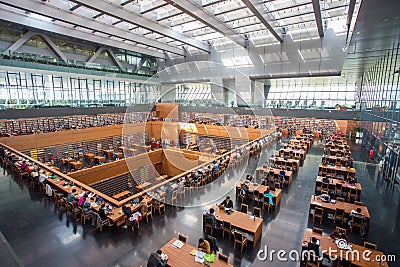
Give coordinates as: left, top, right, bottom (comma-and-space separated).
39, 171, 48, 183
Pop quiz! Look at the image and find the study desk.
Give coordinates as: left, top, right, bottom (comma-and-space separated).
103, 149, 114, 158
207, 206, 263, 247
322, 155, 353, 167
70, 161, 82, 170
270, 156, 300, 171
319, 164, 356, 179
136, 182, 152, 191
256, 167, 293, 186
279, 148, 306, 160
94, 156, 106, 164
237, 181, 282, 206
160, 238, 232, 267
84, 153, 96, 161
303, 229, 388, 266
112, 190, 131, 200
315, 176, 362, 199
309, 196, 370, 221
291, 139, 312, 149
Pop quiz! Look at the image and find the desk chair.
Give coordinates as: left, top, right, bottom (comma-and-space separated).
253, 190, 260, 204
305, 253, 321, 267
334, 208, 345, 226
171, 191, 178, 205
355, 201, 364, 206
222, 221, 232, 240
204, 216, 214, 236
178, 233, 188, 243
240, 203, 248, 214
218, 253, 229, 263
93, 212, 112, 232
262, 196, 271, 213
143, 204, 153, 223
312, 227, 323, 235
253, 207, 261, 218
233, 231, 248, 253
313, 207, 324, 225
363, 242, 377, 250
336, 226, 347, 236
153, 197, 166, 214
335, 183, 343, 197
350, 215, 364, 235
78, 206, 91, 224
348, 188, 359, 202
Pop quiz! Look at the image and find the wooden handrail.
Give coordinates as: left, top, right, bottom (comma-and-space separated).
0, 142, 120, 206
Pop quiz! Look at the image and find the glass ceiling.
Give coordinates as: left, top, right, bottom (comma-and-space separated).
0, 0, 361, 57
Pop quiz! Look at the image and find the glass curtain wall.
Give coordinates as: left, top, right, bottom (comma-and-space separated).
360, 40, 400, 187
0, 70, 160, 109
266, 76, 357, 109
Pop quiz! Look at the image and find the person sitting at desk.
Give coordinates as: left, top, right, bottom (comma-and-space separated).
147, 249, 168, 267
38, 171, 48, 183
213, 160, 219, 171
322, 176, 330, 184
246, 174, 253, 182
239, 182, 249, 197
329, 228, 348, 242
305, 237, 322, 261
263, 188, 275, 205
278, 169, 286, 182
20, 160, 28, 171
198, 238, 211, 254
191, 171, 199, 182
67, 189, 78, 204
82, 197, 94, 215
346, 176, 357, 185
220, 196, 233, 209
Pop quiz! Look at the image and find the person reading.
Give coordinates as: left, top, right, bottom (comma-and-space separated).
263, 188, 275, 205
330, 228, 348, 242
147, 249, 168, 267
198, 238, 211, 254
220, 196, 233, 209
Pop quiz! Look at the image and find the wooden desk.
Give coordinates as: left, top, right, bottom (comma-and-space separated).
270, 156, 300, 171
256, 167, 293, 186
85, 153, 96, 160
103, 149, 114, 158
319, 164, 356, 179
160, 238, 232, 267
309, 196, 370, 221
303, 229, 388, 266
279, 148, 306, 160
316, 176, 362, 198
322, 155, 353, 167
209, 206, 263, 247
115, 152, 123, 159
113, 190, 131, 199
70, 161, 82, 170
94, 156, 106, 164
136, 182, 152, 191
236, 181, 282, 207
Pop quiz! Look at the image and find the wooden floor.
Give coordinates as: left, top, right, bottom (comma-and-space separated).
0, 138, 398, 267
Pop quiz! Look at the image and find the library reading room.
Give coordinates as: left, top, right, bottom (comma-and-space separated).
0, 0, 399, 267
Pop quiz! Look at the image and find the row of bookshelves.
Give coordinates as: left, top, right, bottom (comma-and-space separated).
23, 132, 146, 163
197, 135, 245, 151
180, 112, 274, 129
0, 112, 149, 136
274, 117, 336, 133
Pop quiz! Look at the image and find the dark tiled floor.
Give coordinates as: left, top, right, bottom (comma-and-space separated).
0, 139, 399, 267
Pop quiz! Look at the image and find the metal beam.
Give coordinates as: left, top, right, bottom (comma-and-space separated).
0, 8, 166, 58
69, 0, 210, 52
0, 0, 183, 56
69, 4, 81, 11
3, 30, 68, 62
241, 0, 283, 42
120, 0, 135, 6
141, 2, 168, 14
163, 0, 248, 47
311, 0, 324, 37
346, 0, 356, 41
87, 47, 124, 70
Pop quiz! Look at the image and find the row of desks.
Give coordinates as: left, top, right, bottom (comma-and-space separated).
236, 181, 283, 207
303, 229, 388, 267
256, 167, 293, 186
